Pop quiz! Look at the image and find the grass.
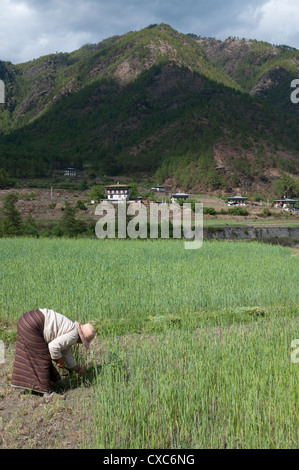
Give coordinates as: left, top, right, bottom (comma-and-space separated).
0, 238, 298, 324
79, 317, 299, 449
0, 238, 298, 448
203, 218, 299, 227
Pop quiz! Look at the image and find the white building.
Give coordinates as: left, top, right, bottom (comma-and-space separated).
171, 192, 190, 203
227, 196, 248, 206
274, 198, 298, 211
64, 167, 77, 177
105, 184, 130, 202
151, 185, 165, 192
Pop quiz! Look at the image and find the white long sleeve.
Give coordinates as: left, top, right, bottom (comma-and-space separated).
40, 308, 79, 368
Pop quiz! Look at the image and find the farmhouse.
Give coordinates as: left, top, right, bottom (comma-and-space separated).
105, 183, 130, 203
129, 196, 144, 203
274, 198, 298, 210
171, 192, 190, 203
151, 185, 165, 192
64, 167, 77, 177
227, 196, 248, 206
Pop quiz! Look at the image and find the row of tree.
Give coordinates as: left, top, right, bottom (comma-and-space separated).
0, 193, 95, 238
0, 186, 169, 239
0, 193, 191, 239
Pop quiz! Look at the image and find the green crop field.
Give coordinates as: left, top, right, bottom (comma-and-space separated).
0, 238, 298, 448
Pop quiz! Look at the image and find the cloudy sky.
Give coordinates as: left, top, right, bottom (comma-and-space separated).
1, 0, 299, 64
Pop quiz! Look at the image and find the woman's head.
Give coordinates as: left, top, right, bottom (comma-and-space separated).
75, 322, 96, 349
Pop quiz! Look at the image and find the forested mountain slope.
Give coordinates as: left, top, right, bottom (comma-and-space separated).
0, 24, 298, 193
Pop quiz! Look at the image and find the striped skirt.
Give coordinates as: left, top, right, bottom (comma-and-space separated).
11, 309, 61, 394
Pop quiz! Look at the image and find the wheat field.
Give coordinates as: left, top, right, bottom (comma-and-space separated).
0, 238, 298, 448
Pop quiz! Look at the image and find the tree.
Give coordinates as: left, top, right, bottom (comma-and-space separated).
76, 199, 88, 211
129, 183, 139, 197
0, 193, 23, 236
0, 168, 11, 189
79, 180, 89, 191
88, 185, 105, 203
23, 212, 39, 237
273, 173, 297, 199
59, 202, 86, 237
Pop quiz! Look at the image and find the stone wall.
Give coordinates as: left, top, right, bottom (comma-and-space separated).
203, 226, 299, 241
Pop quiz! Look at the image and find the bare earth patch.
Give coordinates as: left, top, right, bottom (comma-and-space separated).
0, 343, 101, 449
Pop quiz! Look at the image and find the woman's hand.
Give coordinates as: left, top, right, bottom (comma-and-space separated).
56, 358, 65, 368
73, 365, 87, 375
53, 358, 65, 368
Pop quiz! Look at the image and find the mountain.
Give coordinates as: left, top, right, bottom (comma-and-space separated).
0, 23, 298, 194
193, 35, 299, 114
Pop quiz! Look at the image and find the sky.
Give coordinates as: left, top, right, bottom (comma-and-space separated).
1, 0, 299, 64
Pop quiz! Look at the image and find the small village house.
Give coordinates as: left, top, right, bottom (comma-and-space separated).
105, 183, 130, 203
171, 192, 190, 203
64, 167, 77, 177
227, 196, 248, 206
274, 198, 298, 210
129, 196, 144, 203
151, 185, 165, 192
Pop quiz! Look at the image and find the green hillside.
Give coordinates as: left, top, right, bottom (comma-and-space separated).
195, 36, 299, 113
0, 24, 298, 193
